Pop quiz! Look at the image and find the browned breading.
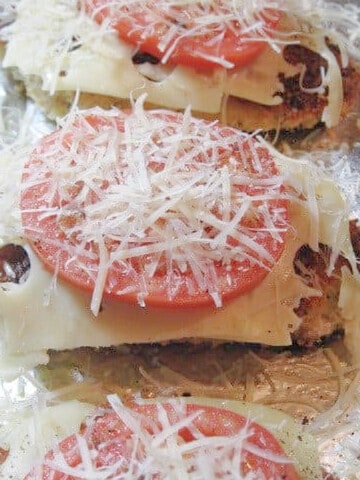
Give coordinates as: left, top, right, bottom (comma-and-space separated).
292, 245, 347, 346
292, 220, 360, 346
223, 59, 360, 133
0, 243, 30, 283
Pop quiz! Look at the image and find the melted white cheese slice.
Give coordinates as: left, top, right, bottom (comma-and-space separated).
0, 395, 323, 480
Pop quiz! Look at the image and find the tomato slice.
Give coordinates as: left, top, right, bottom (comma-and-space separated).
83, 0, 281, 70
23, 400, 301, 479
20, 108, 289, 309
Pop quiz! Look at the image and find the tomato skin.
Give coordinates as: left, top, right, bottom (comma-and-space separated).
21, 109, 289, 309
83, 0, 281, 70
23, 401, 301, 480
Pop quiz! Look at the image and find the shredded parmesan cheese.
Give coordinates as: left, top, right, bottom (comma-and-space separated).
21, 97, 289, 314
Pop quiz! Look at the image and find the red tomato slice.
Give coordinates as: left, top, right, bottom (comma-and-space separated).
20, 109, 289, 309
83, 0, 281, 70
23, 401, 301, 479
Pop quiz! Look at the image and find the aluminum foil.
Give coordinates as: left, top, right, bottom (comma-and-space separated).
0, 2, 360, 479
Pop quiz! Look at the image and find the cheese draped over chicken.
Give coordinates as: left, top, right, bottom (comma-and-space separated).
0, 101, 358, 378
2, 0, 359, 127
